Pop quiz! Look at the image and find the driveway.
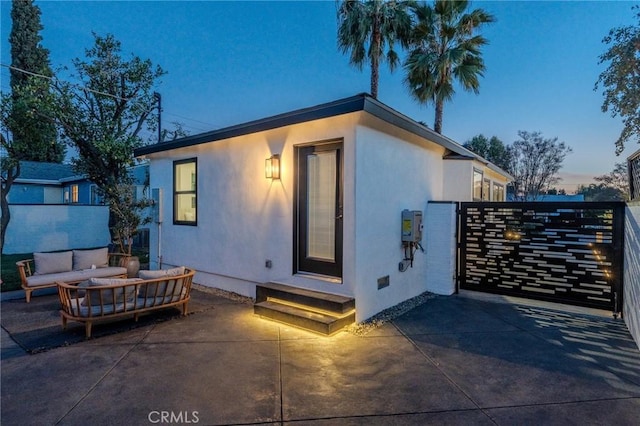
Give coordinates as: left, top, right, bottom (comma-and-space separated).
2, 289, 640, 425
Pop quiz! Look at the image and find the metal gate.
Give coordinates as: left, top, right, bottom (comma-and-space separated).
458, 202, 625, 312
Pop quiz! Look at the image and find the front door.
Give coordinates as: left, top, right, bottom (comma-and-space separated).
294, 141, 343, 279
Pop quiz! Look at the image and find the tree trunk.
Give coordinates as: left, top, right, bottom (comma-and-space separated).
0, 163, 19, 255
371, 57, 379, 99
434, 100, 444, 134
1, 190, 10, 255
370, 15, 381, 99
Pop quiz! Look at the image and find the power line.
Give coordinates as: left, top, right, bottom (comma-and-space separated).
1, 63, 129, 101
162, 110, 220, 129
2, 63, 219, 134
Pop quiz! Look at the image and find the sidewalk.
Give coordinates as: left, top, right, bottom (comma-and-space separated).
2, 290, 640, 425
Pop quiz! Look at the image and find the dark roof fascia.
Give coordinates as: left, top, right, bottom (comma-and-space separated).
363, 97, 472, 156
135, 94, 368, 157
443, 153, 475, 160
134, 93, 512, 180
362, 97, 513, 180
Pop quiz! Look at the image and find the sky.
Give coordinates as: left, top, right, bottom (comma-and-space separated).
1, 0, 638, 193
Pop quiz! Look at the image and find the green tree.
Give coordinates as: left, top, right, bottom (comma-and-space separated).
508, 131, 572, 201
53, 33, 164, 253
576, 183, 626, 202
404, 0, 494, 134
8, 0, 64, 162
595, 6, 640, 154
1, 0, 64, 253
337, 0, 414, 99
463, 134, 511, 171
591, 162, 629, 200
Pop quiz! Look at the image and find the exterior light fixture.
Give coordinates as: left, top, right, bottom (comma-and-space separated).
265, 154, 280, 180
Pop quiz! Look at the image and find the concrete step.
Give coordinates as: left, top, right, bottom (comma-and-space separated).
255, 282, 355, 315
254, 283, 356, 335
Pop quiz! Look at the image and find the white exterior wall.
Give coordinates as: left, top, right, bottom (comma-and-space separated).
425, 202, 457, 295
352, 122, 445, 321
143, 110, 508, 323
145, 113, 361, 299
443, 160, 472, 201
3, 205, 110, 254
624, 204, 640, 350
442, 159, 509, 201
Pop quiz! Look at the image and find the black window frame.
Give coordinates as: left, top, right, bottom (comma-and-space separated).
173, 158, 197, 226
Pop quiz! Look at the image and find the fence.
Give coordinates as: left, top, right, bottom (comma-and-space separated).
629, 150, 640, 201
3, 204, 110, 254
459, 202, 625, 312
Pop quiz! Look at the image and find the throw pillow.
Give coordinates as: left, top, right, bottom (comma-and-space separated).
33, 251, 73, 275
80, 277, 141, 306
73, 248, 109, 270
137, 266, 186, 280
137, 267, 186, 298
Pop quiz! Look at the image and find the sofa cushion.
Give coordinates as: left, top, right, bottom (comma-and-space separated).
73, 248, 109, 270
33, 251, 73, 275
136, 289, 187, 308
80, 266, 128, 280
138, 267, 186, 298
26, 266, 127, 287
65, 298, 128, 317
79, 278, 141, 306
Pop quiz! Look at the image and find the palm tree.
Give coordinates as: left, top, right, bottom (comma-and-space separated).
337, 0, 414, 99
404, 0, 495, 133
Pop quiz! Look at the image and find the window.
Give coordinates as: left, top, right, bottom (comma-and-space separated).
174, 158, 197, 225
90, 185, 104, 205
473, 169, 483, 200
71, 185, 79, 203
482, 179, 491, 201
493, 183, 505, 201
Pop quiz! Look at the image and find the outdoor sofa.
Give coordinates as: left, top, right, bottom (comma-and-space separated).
57, 266, 195, 338
16, 248, 130, 303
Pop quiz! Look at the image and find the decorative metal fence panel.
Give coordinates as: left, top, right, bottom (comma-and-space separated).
629, 150, 640, 201
459, 202, 626, 312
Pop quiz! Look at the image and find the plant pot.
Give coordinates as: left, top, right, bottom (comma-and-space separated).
126, 256, 140, 278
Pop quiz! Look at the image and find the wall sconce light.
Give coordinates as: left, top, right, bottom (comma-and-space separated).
265, 154, 280, 180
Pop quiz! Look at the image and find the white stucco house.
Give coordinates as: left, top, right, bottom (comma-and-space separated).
134, 93, 511, 329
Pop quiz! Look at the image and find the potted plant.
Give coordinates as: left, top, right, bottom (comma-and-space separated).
108, 182, 152, 277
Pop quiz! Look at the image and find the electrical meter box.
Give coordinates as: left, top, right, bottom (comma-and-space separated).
152, 188, 163, 224
401, 209, 423, 242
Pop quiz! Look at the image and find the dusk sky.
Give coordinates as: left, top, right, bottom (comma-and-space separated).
1, 1, 638, 192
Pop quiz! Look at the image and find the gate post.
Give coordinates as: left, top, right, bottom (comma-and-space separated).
425, 201, 457, 295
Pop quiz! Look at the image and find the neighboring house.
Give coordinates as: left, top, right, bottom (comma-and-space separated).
6, 161, 92, 204
134, 93, 512, 322
6, 161, 149, 205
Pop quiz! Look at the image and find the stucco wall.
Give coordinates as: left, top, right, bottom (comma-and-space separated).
3, 205, 110, 254
624, 204, 640, 350
143, 110, 481, 323
145, 113, 361, 299
442, 159, 472, 201
352, 123, 445, 321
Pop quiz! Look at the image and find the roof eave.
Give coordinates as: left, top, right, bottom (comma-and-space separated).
135, 94, 367, 157
134, 93, 512, 181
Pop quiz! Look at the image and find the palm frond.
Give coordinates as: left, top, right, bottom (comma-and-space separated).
404, 0, 494, 131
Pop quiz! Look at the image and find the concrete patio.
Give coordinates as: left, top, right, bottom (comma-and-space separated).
2, 289, 640, 425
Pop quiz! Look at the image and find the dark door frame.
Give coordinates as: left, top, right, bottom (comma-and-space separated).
293, 140, 344, 279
